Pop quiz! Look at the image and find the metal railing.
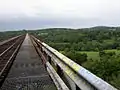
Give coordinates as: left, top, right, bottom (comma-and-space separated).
31, 35, 117, 90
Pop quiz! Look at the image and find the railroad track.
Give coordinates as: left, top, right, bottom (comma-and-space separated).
0, 35, 25, 87
1, 34, 56, 90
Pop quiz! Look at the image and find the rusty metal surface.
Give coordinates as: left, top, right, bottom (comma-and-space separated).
1, 34, 56, 90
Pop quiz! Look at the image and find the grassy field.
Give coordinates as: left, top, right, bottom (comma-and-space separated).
79, 49, 120, 60
60, 49, 120, 61
105, 49, 120, 54
78, 51, 99, 60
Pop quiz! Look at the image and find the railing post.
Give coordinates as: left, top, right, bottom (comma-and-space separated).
48, 56, 52, 64
57, 65, 63, 77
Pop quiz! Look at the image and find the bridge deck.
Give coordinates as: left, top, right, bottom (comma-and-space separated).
1, 34, 56, 90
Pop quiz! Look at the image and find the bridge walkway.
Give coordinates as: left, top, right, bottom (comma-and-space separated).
1, 34, 56, 90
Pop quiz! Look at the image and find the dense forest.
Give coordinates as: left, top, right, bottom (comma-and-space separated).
29, 26, 120, 89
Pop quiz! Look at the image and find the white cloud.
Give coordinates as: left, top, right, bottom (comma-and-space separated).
0, 0, 120, 30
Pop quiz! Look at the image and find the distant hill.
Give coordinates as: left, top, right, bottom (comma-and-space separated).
31, 26, 120, 31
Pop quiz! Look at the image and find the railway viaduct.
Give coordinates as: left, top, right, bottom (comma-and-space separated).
0, 34, 118, 90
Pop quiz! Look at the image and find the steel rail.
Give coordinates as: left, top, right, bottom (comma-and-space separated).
0, 40, 16, 57
0, 35, 22, 46
0, 36, 25, 67
0, 35, 25, 87
0, 40, 22, 76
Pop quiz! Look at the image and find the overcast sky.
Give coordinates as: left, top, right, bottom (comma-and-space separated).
0, 0, 120, 31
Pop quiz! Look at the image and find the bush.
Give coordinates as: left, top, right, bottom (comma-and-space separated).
64, 51, 87, 65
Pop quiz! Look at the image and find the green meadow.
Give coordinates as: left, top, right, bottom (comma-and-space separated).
79, 49, 120, 60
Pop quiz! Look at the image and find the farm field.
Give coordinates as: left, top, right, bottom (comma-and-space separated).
79, 49, 120, 60
61, 49, 120, 61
